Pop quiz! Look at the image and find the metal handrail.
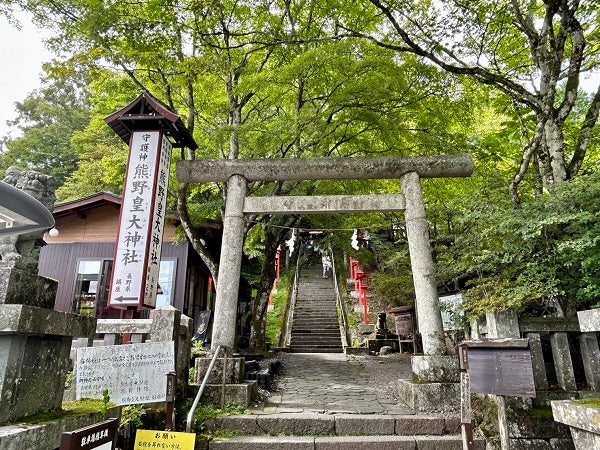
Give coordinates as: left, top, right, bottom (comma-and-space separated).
280, 245, 302, 348
186, 344, 224, 433
330, 248, 350, 348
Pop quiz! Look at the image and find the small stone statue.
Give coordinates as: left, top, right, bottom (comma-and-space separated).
375, 312, 394, 339
0, 166, 56, 268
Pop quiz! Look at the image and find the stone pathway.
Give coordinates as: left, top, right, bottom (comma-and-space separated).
251, 352, 413, 415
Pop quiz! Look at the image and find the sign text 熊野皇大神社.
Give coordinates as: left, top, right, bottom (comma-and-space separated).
108, 131, 172, 309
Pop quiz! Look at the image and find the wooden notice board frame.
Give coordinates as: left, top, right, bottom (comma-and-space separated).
59, 418, 119, 450
459, 338, 536, 397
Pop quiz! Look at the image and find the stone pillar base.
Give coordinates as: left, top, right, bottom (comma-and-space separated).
194, 356, 245, 384
411, 355, 459, 382
397, 379, 460, 413
396, 355, 461, 414
0, 305, 96, 424
189, 381, 257, 407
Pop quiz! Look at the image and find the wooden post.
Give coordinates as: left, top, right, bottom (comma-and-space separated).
221, 350, 228, 408
460, 371, 473, 450
459, 344, 473, 450
496, 395, 510, 450
165, 372, 176, 431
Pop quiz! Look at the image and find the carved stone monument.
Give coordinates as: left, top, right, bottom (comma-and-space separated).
0, 168, 96, 426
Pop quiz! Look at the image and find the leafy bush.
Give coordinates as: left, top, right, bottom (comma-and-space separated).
435, 173, 600, 318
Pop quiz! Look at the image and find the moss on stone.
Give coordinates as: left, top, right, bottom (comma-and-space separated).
520, 406, 554, 421
575, 399, 600, 409
13, 399, 113, 425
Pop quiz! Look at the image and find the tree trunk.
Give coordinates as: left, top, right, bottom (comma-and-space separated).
249, 231, 279, 350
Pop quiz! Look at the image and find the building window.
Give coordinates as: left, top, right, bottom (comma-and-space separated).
72, 258, 175, 316
73, 259, 105, 316
156, 259, 176, 308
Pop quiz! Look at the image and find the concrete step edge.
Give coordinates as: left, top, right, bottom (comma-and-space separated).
207, 434, 486, 450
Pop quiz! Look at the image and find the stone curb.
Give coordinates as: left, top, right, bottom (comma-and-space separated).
207, 435, 486, 450
205, 413, 462, 437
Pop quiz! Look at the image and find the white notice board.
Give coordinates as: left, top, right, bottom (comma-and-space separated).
76, 341, 175, 405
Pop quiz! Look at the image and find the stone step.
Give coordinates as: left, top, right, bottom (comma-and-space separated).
291, 330, 341, 335
291, 333, 340, 340
205, 414, 486, 450
206, 413, 462, 436
291, 328, 339, 334
293, 308, 336, 312
289, 346, 343, 353
291, 332, 341, 338
293, 308, 337, 312
292, 320, 339, 326
292, 315, 338, 321
291, 333, 341, 339
295, 302, 335, 306
291, 333, 340, 339
291, 339, 341, 347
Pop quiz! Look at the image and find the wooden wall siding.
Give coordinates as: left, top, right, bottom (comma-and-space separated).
39, 242, 189, 313
45, 204, 178, 244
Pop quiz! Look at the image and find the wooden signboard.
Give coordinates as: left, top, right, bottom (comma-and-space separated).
393, 312, 413, 336
59, 418, 118, 450
460, 339, 536, 397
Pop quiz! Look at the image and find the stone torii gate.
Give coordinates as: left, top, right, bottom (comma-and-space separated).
177, 155, 473, 357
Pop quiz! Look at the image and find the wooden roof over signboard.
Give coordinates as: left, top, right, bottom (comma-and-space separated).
104, 92, 198, 150
52, 192, 221, 230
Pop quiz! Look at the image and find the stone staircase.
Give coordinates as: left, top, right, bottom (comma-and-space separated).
205, 413, 486, 449
289, 267, 343, 353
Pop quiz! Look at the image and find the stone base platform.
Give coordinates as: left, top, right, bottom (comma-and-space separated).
397, 379, 460, 413
189, 381, 257, 407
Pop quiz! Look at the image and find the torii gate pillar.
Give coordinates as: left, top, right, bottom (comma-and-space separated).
212, 174, 247, 351
401, 172, 445, 355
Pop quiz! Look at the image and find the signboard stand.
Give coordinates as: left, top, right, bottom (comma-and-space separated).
459, 339, 536, 450
104, 92, 198, 313
459, 366, 474, 449
165, 372, 176, 431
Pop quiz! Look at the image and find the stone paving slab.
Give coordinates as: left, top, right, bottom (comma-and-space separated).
253, 352, 413, 415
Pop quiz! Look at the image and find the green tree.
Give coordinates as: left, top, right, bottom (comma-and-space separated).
0, 76, 90, 186
435, 171, 600, 318
1, 0, 486, 351
340, 0, 600, 202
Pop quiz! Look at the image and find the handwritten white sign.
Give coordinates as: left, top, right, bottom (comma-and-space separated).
75, 341, 175, 405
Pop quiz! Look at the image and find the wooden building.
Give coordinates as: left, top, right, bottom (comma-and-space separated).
38, 192, 221, 335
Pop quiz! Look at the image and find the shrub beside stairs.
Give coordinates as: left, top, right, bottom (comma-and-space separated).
204, 413, 486, 449
290, 267, 343, 353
